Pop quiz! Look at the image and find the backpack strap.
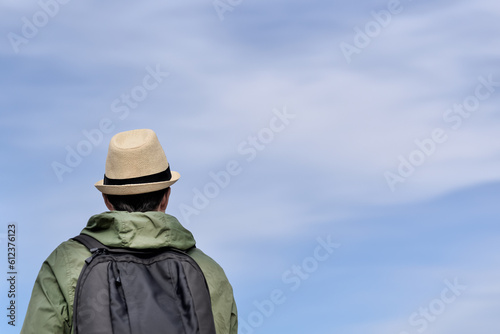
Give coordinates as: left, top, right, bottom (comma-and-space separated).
72, 234, 108, 251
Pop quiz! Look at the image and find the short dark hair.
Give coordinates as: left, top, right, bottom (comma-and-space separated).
106, 187, 169, 212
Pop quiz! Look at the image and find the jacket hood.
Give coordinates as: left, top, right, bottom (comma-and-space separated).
81, 211, 196, 250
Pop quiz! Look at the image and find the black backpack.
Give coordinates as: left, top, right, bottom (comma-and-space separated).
71, 234, 216, 334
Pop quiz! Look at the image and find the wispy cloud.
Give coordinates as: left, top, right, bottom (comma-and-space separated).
2, 1, 500, 333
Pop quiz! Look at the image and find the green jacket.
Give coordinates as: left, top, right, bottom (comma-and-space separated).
21, 211, 238, 334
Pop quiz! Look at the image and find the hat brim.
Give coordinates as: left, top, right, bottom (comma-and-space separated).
94, 171, 180, 195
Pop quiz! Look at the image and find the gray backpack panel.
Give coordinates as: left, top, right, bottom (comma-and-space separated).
72, 234, 216, 334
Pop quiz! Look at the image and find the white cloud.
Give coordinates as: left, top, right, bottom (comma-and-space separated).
3, 2, 500, 333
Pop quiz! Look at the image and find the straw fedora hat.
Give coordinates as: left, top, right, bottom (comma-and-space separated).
95, 129, 180, 195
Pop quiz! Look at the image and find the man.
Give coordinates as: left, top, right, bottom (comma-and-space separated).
21, 129, 238, 334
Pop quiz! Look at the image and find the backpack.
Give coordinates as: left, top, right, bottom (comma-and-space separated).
71, 234, 216, 334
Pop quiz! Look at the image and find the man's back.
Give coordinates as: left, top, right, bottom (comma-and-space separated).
21, 211, 238, 334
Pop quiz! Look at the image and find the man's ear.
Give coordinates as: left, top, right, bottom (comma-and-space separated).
158, 187, 171, 212
102, 194, 115, 211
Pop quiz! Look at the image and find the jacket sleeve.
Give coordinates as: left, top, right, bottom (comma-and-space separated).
189, 248, 238, 334
229, 296, 238, 334
21, 246, 72, 334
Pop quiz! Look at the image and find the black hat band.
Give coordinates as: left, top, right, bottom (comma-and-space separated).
103, 166, 172, 186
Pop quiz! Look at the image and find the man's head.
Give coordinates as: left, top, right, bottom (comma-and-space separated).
103, 187, 171, 212
95, 129, 180, 212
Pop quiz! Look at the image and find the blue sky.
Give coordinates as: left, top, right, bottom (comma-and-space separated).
1, 0, 500, 333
